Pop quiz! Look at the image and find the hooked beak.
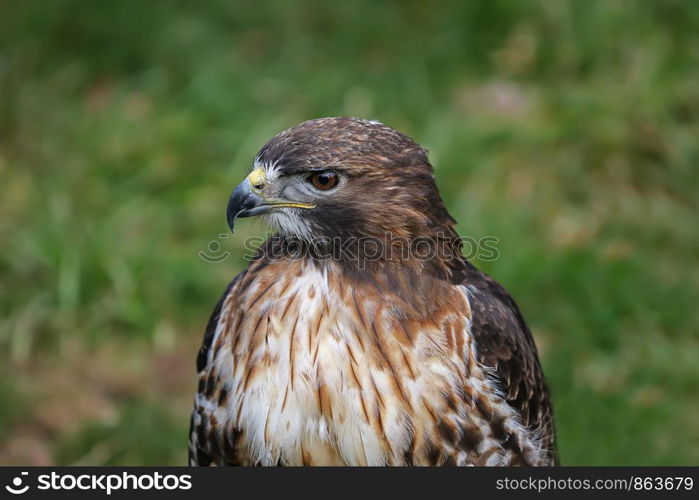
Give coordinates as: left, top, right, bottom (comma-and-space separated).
226, 167, 316, 233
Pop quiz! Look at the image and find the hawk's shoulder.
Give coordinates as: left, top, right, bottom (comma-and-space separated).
189, 270, 246, 466
196, 271, 244, 373
460, 260, 557, 463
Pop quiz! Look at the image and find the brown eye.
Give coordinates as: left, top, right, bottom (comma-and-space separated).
309, 171, 339, 191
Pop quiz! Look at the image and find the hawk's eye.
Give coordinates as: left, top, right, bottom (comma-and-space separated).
308, 171, 338, 191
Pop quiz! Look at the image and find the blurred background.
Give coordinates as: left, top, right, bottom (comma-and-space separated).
1, 0, 698, 465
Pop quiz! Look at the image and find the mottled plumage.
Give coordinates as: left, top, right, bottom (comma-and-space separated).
189, 117, 556, 466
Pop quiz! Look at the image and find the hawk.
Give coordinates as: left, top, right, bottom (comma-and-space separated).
189, 117, 557, 466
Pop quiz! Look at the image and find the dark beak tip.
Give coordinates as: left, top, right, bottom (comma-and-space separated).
226, 178, 262, 234
226, 212, 237, 234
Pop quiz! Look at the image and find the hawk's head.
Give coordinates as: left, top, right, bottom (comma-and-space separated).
228, 117, 464, 280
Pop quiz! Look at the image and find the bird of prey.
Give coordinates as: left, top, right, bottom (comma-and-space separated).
189, 117, 556, 466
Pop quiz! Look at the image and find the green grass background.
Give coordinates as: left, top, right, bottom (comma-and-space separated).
1, 0, 698, 465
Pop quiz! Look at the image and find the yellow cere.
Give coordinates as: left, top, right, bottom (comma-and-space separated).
246, 167, 267, 191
